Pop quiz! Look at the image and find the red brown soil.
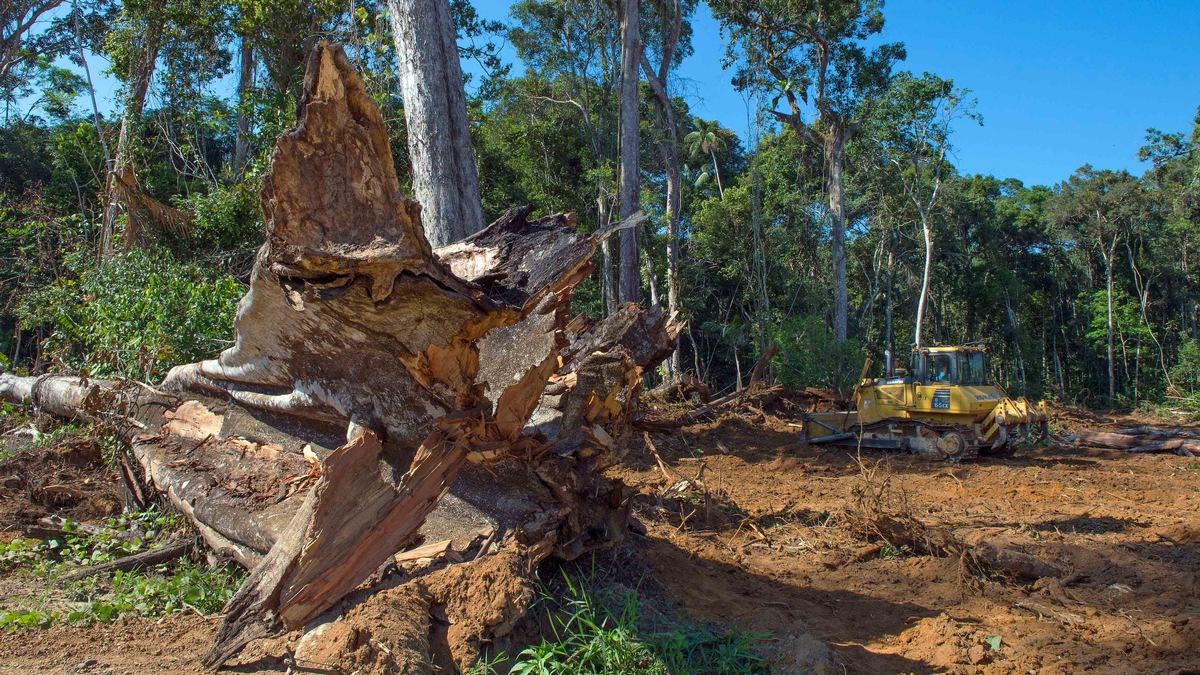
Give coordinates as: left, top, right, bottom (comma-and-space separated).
1, 400, 1198, 674
617, 403, 1200, 674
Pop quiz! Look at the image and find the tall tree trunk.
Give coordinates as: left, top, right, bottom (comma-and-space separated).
710, 148, 724, 198
885, 247, 894, 364
616, 0, 640, 305
826, 126, 848, 344
233, 40, 255, 177
388, 0, 485, 246
599, 196, 616, 314
663, 143, 681, 373
733, 345, 742, 391
914, 210, 934, 349
750, 153, 770, 354
643, 229, 659, 306
1099, 242, 1118, 398
101, 34, 159, 259
1102, 237, 1118, 400
1126, 239, 1172, 388
639, 20, 682, 375
1052, 330, 1064, 396
1004, 289, 1027, 394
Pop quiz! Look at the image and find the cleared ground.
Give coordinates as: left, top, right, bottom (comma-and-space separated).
1, 399, 1198, 674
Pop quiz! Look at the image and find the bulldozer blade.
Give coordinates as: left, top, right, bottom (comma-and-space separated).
808, 432, 858, 445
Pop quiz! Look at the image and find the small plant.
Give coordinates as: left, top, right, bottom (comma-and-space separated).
1015, 523, 1042, 540
29, 422, 85, 449
0, 560, 242, 632
0, 538, 40, 571
37, 508, 184, 574
0, 507, 244, 632
492, 571, 765, 675
985, 635, 1003, 653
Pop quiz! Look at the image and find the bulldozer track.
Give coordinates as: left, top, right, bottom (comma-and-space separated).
853, 419, 981, 462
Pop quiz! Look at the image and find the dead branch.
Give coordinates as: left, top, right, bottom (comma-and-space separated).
61, 537, 195, 582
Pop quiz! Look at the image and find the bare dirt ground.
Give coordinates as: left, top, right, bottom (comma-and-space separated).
0, 397, 1198, 674
619, 400, 1200, 674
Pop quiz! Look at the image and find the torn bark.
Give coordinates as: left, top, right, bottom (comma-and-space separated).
1, 42, 681, 672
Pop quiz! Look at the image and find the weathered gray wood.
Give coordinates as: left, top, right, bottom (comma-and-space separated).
640, 9, 683, 374
387, 0, 485, 246
1070, 428, 1200, 455
2, 41, 684, 674
617, 0, 641, 305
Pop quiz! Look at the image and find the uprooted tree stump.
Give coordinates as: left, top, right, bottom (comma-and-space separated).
0, 42, 680, 672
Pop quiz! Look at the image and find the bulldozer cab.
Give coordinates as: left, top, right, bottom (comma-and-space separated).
911, 347, 989, 387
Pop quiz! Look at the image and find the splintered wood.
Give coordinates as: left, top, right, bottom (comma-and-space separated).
0, 41, 681, 671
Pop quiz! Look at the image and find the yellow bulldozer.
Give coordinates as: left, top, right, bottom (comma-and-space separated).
799, 345, 1049, 460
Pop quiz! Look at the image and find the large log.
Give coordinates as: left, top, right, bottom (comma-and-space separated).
1, 42, 680, 673
1069, 429, 1200, 456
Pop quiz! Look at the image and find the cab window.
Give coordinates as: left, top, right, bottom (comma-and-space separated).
957, 351, 988, 385
928, 353, 954, 384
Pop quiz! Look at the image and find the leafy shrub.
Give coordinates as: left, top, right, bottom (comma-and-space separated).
174, 179, 263, 262
1170, 335, 1200, 394
0, 560, 242, 632
17, 248, 243, 381
771, 315, 867, 392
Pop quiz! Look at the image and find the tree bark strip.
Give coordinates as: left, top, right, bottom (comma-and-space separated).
387, 0, 485, 246
616, 0, 641, 305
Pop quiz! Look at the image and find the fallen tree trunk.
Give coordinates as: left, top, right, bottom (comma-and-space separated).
1109, 426, 1200, 438
1067, 429, 1200, 456
1, 42, 680, 673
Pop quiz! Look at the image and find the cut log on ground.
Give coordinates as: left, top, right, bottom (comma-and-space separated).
61, 537, 195, 581
0, 41, 681, 674
1067, 429, 1200, 456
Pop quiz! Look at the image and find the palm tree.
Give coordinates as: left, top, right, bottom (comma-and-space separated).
684, 117, 728, 198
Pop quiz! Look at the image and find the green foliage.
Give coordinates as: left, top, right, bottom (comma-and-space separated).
772, 315, 867, 391
41, 509, 184, 570
173, 179, 262, 258
0, 539, 41, 572
0, 560, 242, 632
0, 508, 244, 632
1170, 336, 1200, 394
16, 249, 243, 381
710, 0, 905, 121
486, 572, 764, 675
1081, 288, 1150, 351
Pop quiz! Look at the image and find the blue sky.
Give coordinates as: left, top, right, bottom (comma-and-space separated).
473, 0, 1200, 187
61, 0, 1200, 188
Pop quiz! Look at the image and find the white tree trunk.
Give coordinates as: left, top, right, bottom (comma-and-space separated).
388, 0, 485, 246
827, 128, 848, 344
914, 212, 934, 349
1103, 239, 1117, 399
639, 47, 681, 376
617, 0, 641, 305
